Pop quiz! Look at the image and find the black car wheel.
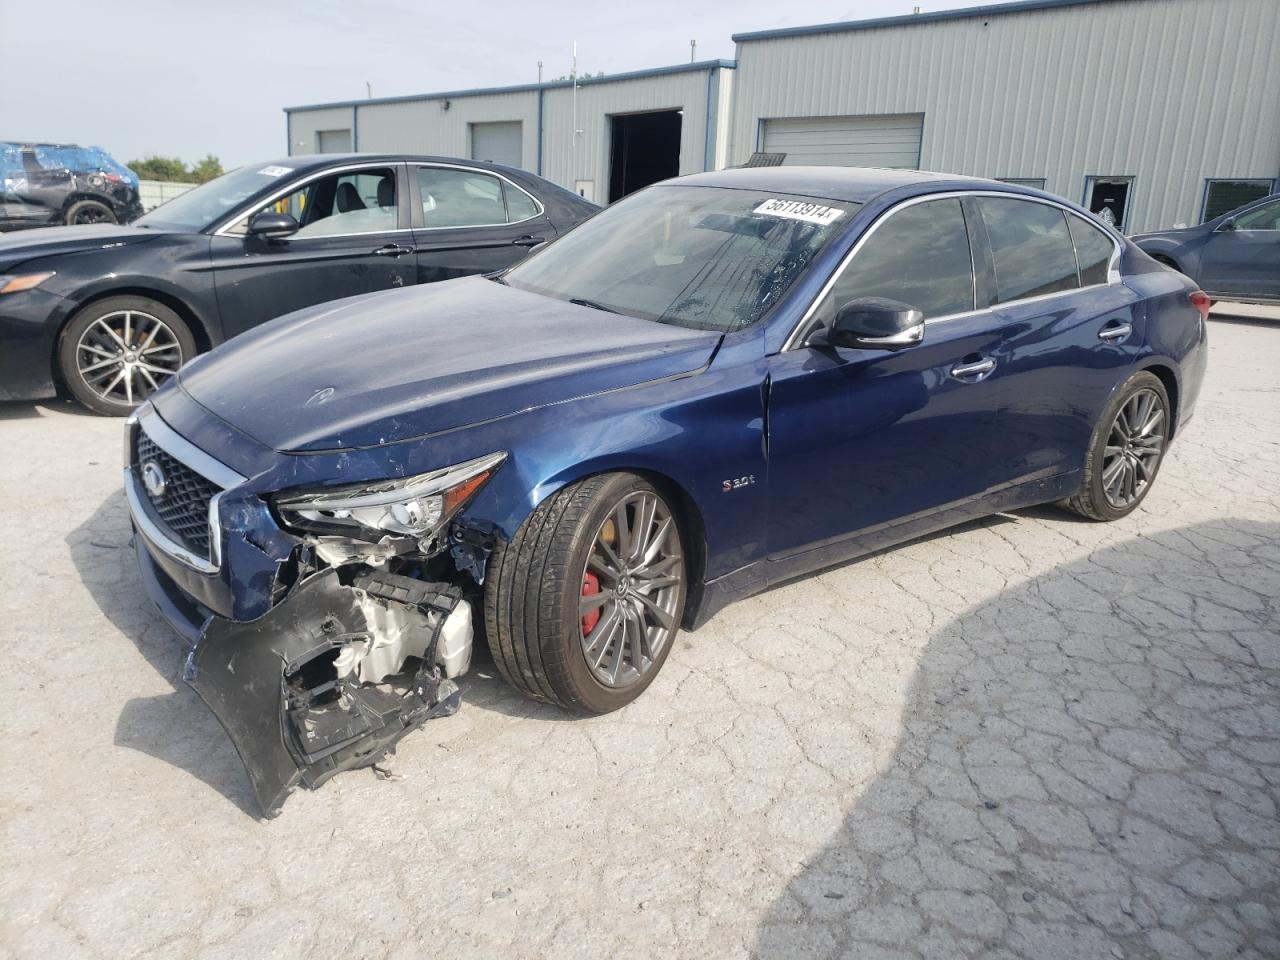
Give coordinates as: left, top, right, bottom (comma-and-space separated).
64, 199, 117, 226
57, 296, 196, 415
484, 472, 687, 713
1063, 370, 1170, 521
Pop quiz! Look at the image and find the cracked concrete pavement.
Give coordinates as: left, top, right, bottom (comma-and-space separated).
2, 316, 1277, 959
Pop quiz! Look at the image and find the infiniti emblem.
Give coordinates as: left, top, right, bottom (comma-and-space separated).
141, 460, 167, 499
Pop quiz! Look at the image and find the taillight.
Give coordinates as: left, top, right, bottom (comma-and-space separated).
1189, 290, 1211, 321
104, 173, 123, 184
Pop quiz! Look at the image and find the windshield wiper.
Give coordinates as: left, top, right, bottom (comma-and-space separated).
569, 297, 621, 315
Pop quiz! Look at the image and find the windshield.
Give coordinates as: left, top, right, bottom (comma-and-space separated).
503, 185, 857, 331
135, 163, 298, 231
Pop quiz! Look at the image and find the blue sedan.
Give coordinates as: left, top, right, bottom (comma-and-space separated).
1132, 193, 1280, 303
124, 166, 1209, 815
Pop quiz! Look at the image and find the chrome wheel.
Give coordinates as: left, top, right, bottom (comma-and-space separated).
1102, 387, 1165, 508
578, 490, 684, 688
74, 309, 183, 406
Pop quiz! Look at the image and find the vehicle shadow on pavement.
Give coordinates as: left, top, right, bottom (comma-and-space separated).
67, 492, 261, 817
751, 517, 1279, 959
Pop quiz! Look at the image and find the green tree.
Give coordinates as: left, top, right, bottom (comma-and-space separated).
126, 155, 189, 182
190, 154, 224, 184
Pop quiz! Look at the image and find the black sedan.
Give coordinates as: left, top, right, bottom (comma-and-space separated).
1132, 193, 1280, 304
0, 154, 597, 414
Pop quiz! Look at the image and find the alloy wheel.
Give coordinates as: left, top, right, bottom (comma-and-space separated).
578, 490, 684, 688
1101, 387, 1166, 509
73, 205, 113, 224
74, 309, 183, 406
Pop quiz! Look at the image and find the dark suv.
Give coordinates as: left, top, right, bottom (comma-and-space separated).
0, 142, 142, 230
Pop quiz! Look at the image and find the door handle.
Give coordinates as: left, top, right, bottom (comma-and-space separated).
511, 235, 545, 247
372, 243, 414, 257
1098, 322, 1132, 343
950, 357, 996, 381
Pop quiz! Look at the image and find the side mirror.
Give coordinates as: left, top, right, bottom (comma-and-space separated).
247, 211, 299, 240
1217, 217, 1236, 233
820, 297, 925, 351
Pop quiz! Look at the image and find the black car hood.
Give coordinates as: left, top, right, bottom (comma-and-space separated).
178, 276, 722, 453
0, 223, 170, 270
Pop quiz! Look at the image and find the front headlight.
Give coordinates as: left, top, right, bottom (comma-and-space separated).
273, 451, 506, 543
0, 272, 55, 295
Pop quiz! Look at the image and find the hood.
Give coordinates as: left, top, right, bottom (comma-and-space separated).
0, 223, 169, 270
178, 276, 722, 453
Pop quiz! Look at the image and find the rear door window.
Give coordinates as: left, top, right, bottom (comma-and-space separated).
1067, 214, 1116, 286
825, 198, 975, 320
417, 167, 508, 228
978, 197, 1079, 302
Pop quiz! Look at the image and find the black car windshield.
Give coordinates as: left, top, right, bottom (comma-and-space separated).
503, 185, 857, 332
134, 163, 300, 231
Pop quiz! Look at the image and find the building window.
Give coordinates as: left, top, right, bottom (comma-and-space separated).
1083, 176, 1133, 231
997, 178, 1047, 190
1202, 179, 1276, 223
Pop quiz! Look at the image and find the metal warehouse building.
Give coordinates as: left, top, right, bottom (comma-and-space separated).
285, 0, 1279, 232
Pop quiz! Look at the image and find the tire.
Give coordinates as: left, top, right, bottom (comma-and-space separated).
484, 472, 688, 714
1062, 371, 1170, 521
64, 199, 117, 226
57, 296, 197, 416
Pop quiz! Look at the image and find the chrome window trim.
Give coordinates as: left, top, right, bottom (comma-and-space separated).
410, 161, 545, 230
212, 161, 410, 238
781, 189, 1124, 352
126, 405, 247, 574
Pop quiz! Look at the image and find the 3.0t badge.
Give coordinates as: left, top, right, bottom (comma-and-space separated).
723, 474, 755, 493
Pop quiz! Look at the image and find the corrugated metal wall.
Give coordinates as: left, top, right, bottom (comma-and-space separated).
287, 106, 353, 155
285, 65, 733, 197
729, 0, 1280, 232
539, 69, 716, 200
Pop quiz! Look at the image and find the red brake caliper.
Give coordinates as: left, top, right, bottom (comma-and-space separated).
581, 571, 601, 634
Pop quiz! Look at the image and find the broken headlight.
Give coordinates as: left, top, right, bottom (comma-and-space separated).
273, 451, 506, 544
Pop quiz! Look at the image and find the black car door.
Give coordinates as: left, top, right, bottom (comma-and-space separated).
208, 162, 415, 339
408, 163, 556, 284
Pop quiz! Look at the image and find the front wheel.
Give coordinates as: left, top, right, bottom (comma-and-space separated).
484, 473, 687, 713
1063, 371, 1170, 521
64, 199, 117, 226
57, 296, 196, 415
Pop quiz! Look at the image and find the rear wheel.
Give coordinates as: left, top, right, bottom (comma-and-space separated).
64, 199, 117, 226
57, 296, 196, 415
484, 473, 687, 713
1063, 371, 1170, 521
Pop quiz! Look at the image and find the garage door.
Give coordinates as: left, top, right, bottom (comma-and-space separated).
761, 114, 923, 168
470, 122, 523, 169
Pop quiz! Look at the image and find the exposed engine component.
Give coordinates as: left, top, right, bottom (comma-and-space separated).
185, 568, 471, 818
336, 571, 474, 683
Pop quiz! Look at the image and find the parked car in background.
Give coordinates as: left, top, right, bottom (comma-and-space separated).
1132, 193, 1280, 303
122, 167, 1209, 815
0, 142, 142, 230
0, 154, 598, 414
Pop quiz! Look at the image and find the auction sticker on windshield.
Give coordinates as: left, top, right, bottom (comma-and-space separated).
258, 165, 292, 177
753, 199, 845, 226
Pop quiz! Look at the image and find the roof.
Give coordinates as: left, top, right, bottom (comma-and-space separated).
673, 165, 986, 203
732, 0, 1114, 42
284, 59, 736, 114
247, 153, 539, 179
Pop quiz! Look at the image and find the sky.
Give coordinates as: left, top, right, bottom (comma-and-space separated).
2, 0, 995, 169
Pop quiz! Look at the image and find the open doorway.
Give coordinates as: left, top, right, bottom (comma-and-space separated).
1085, 176, 1133, 231
608, 110, 681, 202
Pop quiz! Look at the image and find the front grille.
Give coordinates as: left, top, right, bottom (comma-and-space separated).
134, 431, 218, 557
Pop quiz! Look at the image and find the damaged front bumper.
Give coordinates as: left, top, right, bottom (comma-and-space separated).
181, 568, 469, 818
